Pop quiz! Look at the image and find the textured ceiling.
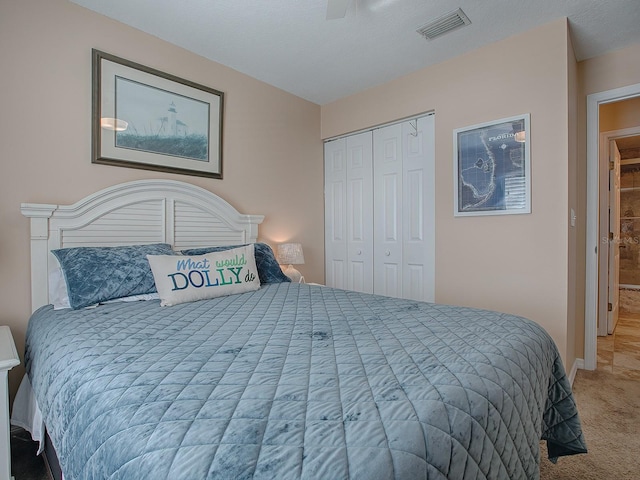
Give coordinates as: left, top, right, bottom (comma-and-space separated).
71, 0, 640, 105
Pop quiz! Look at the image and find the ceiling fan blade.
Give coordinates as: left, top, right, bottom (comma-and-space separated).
326, 0, 351, 20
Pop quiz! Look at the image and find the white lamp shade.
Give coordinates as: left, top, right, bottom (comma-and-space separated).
276, 243, 305, 265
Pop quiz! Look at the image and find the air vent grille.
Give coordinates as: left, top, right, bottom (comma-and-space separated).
416, 8, 471, 40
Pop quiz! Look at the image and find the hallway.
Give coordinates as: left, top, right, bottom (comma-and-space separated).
597, 311, 640, 379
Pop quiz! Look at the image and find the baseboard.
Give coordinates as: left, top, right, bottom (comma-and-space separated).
569, 358, 584, 385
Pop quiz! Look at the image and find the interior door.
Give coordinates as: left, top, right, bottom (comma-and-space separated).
346, 132, 374, 293
324, 138, 348, 289
324, 133, 374, 292
608, 140, 621, 334
401, 116, 435, 302
373, 123, 403, 298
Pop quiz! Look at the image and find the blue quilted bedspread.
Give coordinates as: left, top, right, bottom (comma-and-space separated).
25, 283, 586, 479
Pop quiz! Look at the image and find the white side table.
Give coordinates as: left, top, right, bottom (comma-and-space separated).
0, 326, 20, 480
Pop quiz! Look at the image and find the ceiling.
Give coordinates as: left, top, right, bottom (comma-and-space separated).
616, 136, 640, 152
71, 0, 640, 105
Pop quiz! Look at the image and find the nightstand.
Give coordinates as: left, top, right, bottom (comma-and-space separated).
0, 326, 20, 480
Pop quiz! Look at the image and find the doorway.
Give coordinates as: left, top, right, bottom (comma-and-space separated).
599, 132, 640, 338
599, 136, 640, 375
599, 139, 640, 377
617, 144, 640, 314
586, 83, 640, 370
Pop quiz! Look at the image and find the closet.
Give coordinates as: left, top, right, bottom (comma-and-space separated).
324, 114, 435, 302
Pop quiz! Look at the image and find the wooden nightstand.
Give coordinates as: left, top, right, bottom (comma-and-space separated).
0, 326, 20, 480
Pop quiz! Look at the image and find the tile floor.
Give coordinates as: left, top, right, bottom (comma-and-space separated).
597, 311, 640, 380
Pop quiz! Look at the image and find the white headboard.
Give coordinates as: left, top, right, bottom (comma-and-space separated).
21, 179, 264, 312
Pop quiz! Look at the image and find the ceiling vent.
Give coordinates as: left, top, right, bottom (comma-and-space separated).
416, 8, 471, 40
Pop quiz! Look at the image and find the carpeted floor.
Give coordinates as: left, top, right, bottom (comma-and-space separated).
539, 368, 640, 479
11, 368, 640, 479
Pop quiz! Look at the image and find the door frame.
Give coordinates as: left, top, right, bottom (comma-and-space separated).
585, 82, 640, 370
606, 138, 621, 335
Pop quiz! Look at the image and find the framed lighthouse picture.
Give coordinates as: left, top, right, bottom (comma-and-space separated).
92, 49, 224, 179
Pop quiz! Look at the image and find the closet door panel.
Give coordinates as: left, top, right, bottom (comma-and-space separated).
406, 264, 425, 301
324, 138, 348, 289
382, 263, 400, 298
329, 259, 346, 288
406, 168, 424, 242
382, 174, 400, 241
374, 124, 403, 297
402, 116, 435, 302
347, 176, 369, 292
346, 132, 373, 293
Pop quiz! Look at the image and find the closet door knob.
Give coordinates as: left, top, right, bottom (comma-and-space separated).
357, 249, 362, 255
385, 250, 391, 256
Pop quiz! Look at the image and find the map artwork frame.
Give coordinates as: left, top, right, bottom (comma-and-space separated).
453, 114, 531, 216
92, 49, 224, 179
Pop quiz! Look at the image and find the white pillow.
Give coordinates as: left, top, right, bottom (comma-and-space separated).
147, 244, 261, 307
49, 266, 71, 310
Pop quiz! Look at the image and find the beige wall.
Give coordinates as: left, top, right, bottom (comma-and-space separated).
580, 43, 640, 97
0, 0, 323, 398
600, 97, 640, 132
322, 20, 574, 362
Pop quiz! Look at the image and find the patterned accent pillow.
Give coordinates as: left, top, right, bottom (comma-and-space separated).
181, 243, 290, 284
52, 243, 175, 310
148, 245, 261, 306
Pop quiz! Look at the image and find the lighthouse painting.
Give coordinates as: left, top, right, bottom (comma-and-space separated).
114, 77, 210, 161
94, 49, 223, 178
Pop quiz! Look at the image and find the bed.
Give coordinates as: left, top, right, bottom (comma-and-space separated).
14, 179, 586, 479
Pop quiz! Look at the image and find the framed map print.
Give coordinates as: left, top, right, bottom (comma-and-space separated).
453, 114, 530, 216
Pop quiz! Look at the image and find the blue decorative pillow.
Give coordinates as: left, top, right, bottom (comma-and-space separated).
52, 243, 175, 309
181, 243, 291, 284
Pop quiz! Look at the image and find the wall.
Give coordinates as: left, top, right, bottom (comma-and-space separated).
600, 97, 640, 132
580, 44, 640, 97
322, 20, 573, 362
0, 0, 323, 399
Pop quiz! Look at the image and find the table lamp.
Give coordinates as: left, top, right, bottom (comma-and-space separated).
276, 242, 305, 283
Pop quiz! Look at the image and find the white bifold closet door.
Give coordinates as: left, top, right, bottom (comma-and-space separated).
324, 114, 434, 302
373, 116, 435, 301
324, 131, 374, 292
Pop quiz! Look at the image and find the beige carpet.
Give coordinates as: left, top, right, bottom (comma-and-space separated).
539, 368, 640, 479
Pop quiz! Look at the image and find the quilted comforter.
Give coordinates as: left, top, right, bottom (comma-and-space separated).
25, 283, 586, 479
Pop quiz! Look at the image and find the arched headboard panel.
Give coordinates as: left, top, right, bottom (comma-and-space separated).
21, 179, 264, 312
